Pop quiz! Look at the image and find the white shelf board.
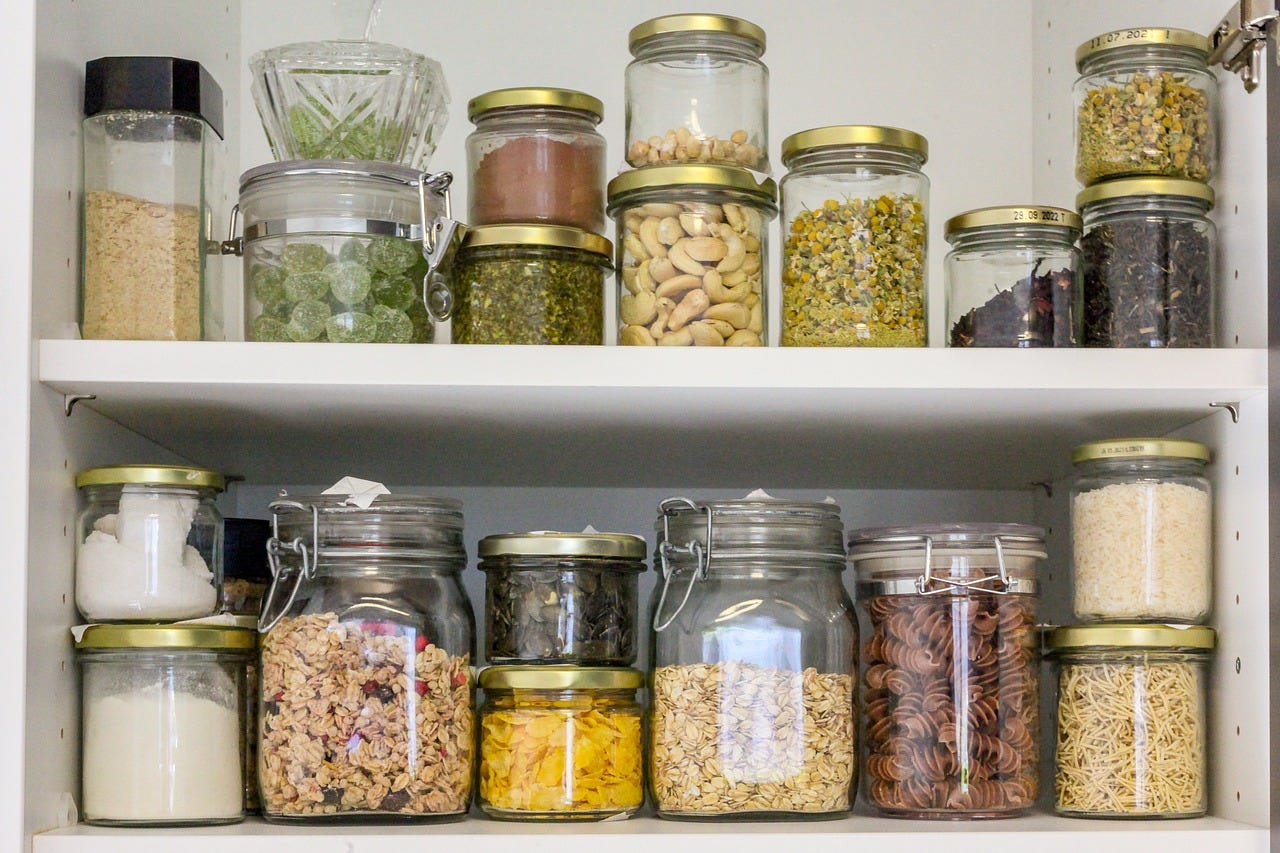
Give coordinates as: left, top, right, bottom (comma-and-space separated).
37, 341, 1267, 488
33, 814, 1269, 853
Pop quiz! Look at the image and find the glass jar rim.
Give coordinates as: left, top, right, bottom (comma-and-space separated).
656, 498, 846, 565
238, 159, 437, 194
1075, 27, 1210, 71
944, 205, 1081, 241
1071, 437, 1210, 464
76, 464, 225, 492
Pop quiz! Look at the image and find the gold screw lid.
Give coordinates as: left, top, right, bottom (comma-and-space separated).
1044, 623, 1216, 652
467, 87, 603, 123
606, 164, 778, 211
460, 224, 612, 260
628, 14, 765, 53
1076, 177, 1215, 209
75, 464, 226, 492
1075, 27, 1211, 70
780, 125, 929, 166
479, 530, 647, 560
944, 205, 1081, 241
479, 665, 644, 690
76, 624, 256, 651
1071, 437, 1210, 464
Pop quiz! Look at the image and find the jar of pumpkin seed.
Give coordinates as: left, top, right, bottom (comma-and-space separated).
779, 126, 929, 347
1074, 28, 1217, 185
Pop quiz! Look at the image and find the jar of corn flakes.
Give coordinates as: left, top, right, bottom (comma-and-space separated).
257, 493, 474, 823
478, 666, 644, 821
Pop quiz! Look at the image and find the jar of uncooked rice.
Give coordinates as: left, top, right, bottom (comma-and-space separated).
1071, 438, 1212, 623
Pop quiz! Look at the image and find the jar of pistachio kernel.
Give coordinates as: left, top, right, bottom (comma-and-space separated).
1074, 28, 1217, 185
780, 126, 929, 347
607, 164, 776, 347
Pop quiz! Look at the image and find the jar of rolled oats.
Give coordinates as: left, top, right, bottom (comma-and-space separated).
257, 494, 474, 823
648, 496, 857, 819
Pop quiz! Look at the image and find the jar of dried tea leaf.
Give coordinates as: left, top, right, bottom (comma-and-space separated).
648, 497, 857, 819
779, 126, 929, 347
257, 494, 474, 823
1074, 28, 1217, 185
481, 530, 646, 665
478, 666, 644, 821
1078, 178, 1215, 347
607, 165, 776, 347
451, 226, 612, 345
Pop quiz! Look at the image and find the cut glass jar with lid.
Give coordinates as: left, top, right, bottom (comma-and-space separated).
1070, 437, 1212, 623
451, 226, 613, 345
81, 56, 225, 341
1074, 28, 1217, 185
478, 666, 644, 821
227, 160, 463, 344
1044, 624, 1214, 819
257, 493, 474, 822
848, 523, 1044, 819
75, 464, 225, 622
77, 623, 254, 826
1078, 177, 1215, 347
648, 497, 857, 819
944, 205, 1082, 347
607, 165, 776, 347
467, 88, 607, 233
780, 126, 929, 347
625, 14, 768, 171
480, 530, 646, 664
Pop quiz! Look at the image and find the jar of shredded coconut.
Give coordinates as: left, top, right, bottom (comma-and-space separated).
1070, 438, 1212, 623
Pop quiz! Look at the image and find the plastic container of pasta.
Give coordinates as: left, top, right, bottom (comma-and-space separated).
1044, 624, 1213, 819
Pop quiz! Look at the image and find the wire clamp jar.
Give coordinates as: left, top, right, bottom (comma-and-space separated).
260, 499, 319, 632
652, 497, 711, 631
912, 534, 1015, 595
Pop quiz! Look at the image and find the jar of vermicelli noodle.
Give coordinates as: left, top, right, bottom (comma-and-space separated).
1044, 624, 1213, 819
848, 524, 1043, 819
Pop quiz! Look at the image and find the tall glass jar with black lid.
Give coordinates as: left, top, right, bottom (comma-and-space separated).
647, 497, 857, 819
257, 493, 474, 823
944, 205, 1082, 347
625, 14, 768, 171
1078, 178, 1215, 347
848, 524, 1044, 819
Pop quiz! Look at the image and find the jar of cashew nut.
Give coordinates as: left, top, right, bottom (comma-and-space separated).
607, 164, 776, 347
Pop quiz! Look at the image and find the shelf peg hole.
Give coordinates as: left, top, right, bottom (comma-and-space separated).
1237, 594, 1241, 604
1237, 791, 1241, 801
1236, 530, 1240, 540
1235, 204, 1239, 214
1234, 269, 1239, 280
1237, 725, 1241, 735
1235, 657, 1242, 673
59, 728, 64, 740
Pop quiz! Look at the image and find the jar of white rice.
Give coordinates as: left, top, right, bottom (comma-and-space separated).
1070, 438, 1211, 623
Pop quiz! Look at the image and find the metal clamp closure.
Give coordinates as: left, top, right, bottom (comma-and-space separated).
418, 171, 464, 321
259, 500, 319, 633
1208, 0, 1279, 92
652, 497, 713, 632
913, 535, 1015, 596
220, 204, 243, 256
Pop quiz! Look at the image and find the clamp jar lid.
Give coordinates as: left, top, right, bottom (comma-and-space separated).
76, 464, 226, 492
848, 522, 1045, 595
479, 530, 646, 560
76, 623, 255, 651
628, 14, 766, 53
656, 497, 845, 565
1071, 437, 1211, 464
268, 493, 465, 564
1043, 623, 1216, 652
944, 205, 1081, 241
780, 125, 929, 165
1075, 28, 1211, 70
461, 225, 613, 261
1076, 177, 1215, 209
607, 164, 777, 211
468, 87, 603, 123
479, 665, 644, 690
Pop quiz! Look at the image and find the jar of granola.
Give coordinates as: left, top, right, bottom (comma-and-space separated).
478, 666, 644, 821
257, 494, 474, 823
648, 496, 857, 819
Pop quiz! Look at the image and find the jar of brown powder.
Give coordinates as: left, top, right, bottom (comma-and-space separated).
466, 88, 606, 233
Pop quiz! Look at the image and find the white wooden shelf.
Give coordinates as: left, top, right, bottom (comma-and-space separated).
33, 814, 1268, 853
37, 341, 1266, 487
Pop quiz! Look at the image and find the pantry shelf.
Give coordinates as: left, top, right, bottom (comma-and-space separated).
32, 814, 1269, 853
37, 341, 1266, 488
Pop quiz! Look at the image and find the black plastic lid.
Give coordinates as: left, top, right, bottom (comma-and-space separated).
223, 518, 272, 583
84, 57, 224, 139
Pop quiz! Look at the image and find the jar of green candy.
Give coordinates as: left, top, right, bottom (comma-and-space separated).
226, 161, 464, 343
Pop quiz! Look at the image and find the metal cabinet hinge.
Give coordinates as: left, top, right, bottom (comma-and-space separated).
1209, 0, 1279, 92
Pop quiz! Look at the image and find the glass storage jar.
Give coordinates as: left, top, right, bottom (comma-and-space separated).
478, 666, 644, 821
1044, 624, 1214, 819
1074, 28, 1216, 185
75, 465, 225, 622
481, 531, 646, 664
625, 14, 768, 171
944, 206, 1082, 347
82, 56, 225, 341
228, 160, 463, 344
607, 165, 776, 347
77, 623, 254, 826
1071, 438, 1212, 623
467, 88, 607, 233
780, 126, 929, 347
451, 226, 612, 344
226, 614, 263, 814
848, 524, 1044, 819
648, 497, 857, 819
257, 494, 474, 822
1078, 178, 1215, 347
